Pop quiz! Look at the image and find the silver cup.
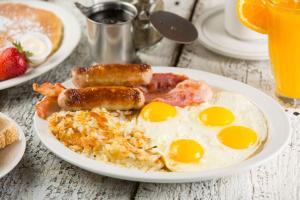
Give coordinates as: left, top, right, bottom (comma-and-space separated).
85, 1, 138, 63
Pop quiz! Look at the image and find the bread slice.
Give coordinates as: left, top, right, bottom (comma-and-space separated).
0, 117, 19, 149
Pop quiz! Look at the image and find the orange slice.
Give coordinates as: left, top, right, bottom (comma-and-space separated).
237, 0, 268, 34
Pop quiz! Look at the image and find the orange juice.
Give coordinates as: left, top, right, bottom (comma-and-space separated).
267, 0, 300, 99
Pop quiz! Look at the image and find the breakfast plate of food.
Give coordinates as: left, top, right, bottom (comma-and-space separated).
33, 64, 290, 183
0, 0, 81, 90
0, 112, 26, 179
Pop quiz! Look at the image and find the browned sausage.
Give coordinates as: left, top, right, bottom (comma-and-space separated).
57, 86, 145, 111
72, 64, 153, 88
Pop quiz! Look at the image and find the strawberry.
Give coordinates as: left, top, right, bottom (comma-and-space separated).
0, 42, 32, 81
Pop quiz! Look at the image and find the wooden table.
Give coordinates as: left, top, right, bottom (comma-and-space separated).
1, 0, 299, 199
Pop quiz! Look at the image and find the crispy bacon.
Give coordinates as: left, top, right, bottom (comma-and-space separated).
35, 96, 61, 119
149, 79, 213, 107
145, 73, 188, 93
33, 83, 65, 119
141, 73, 188, 102
33, 82, 65, 97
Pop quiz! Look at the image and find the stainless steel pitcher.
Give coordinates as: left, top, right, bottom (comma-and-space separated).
75, 1, 198, 64
92, 0, 164, 49
76, 1, 138, 63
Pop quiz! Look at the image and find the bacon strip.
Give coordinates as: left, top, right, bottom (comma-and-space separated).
148, 79, 213, 107
145, 73, 188, 93
33, 83, 65, 97
140, 73, 188, 102
33, 83, 65, 119
35, 96, 61, 119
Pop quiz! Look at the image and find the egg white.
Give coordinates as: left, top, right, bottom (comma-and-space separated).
136, 91, 268, 172
137, 106, 190, 147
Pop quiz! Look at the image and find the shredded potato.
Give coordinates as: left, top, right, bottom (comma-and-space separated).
48, 108, 164, 171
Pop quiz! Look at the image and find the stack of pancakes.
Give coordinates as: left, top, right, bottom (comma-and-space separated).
0, 3, 63, 54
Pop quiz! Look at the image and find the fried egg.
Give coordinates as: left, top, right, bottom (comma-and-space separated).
138, 102, 184, 146
137, 91, 268, 172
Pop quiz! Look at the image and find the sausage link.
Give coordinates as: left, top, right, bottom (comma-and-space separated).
58, 86, 145, 111
72, 64, 152, 88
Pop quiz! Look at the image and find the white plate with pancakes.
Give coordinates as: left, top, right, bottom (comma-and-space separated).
0, 112, 26, 179
0, 0, 81, 90
33, 66, 290, 183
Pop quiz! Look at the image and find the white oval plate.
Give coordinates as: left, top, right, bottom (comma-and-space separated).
0, 112, 26, 179
0, 0, 81, 90
34, 67, 290, 183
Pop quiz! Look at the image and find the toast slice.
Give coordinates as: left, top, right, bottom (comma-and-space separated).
0, 117, 19, 149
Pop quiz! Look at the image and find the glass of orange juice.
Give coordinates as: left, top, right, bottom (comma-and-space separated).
238, 0, 300, 105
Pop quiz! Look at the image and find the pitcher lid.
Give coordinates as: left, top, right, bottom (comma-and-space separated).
150, 11, 198, 44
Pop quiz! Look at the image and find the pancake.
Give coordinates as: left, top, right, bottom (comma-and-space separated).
0, 3, 63, 54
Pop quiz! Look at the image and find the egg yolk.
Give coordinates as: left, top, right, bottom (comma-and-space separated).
218, 126, 258, 149
199, 106, 235, 126
140, 102, 177, 122
169, 139, 204, 163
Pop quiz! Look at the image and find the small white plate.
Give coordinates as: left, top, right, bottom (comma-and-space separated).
0, 0, 81, 90
0, 112, 26, 179
197, 5, 269, 60
34, 66, 290, 183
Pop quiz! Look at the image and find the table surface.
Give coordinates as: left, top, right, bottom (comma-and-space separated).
1, 0, 299, 199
